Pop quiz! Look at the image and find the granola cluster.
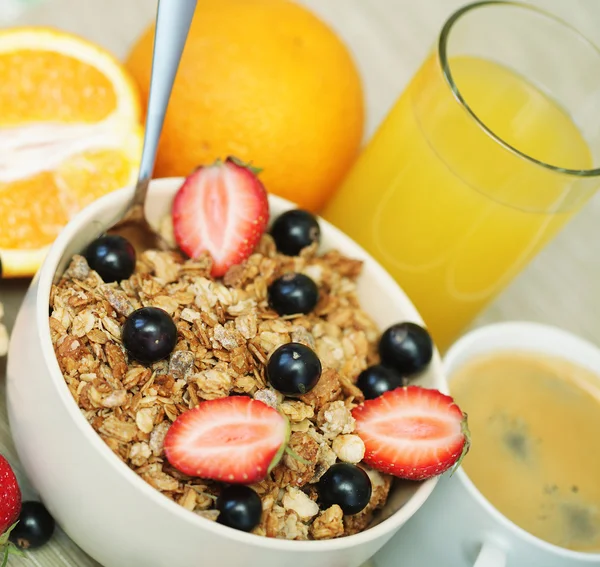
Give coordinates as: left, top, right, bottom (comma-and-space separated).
49, 235, 393, 539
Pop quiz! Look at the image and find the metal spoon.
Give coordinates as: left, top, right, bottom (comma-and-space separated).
107, 0, 197, 252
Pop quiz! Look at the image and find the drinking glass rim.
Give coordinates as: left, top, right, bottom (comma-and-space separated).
438, 0, 600, 178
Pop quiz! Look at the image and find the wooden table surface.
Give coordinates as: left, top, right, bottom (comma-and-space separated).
1, 0, 600, 565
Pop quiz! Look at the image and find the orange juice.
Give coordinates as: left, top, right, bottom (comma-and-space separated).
323, 55, 594, 351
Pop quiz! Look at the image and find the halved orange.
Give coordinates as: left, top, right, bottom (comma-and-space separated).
0, 27, 143, 278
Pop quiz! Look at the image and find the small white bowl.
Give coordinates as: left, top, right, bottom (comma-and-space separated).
7, 178, 446, 567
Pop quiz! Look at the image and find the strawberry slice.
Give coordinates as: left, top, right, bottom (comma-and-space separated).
164, 396, 289, 484
352, 386, 470, 480
172, 157, 269, 277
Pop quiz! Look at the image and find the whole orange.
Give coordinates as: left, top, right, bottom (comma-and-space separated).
125, 0, 364, 212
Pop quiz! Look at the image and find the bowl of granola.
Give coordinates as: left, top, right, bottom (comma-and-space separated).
6, 161, 468, 567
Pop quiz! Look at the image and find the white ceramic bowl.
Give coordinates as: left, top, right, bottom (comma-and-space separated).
6, 178, 446, 567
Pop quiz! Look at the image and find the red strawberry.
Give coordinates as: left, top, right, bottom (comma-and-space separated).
0, 454, 25, 562
164, 396, 289, 484
172, 157, 270, 277
0, 455, 21, 535
352, 386, 470, 480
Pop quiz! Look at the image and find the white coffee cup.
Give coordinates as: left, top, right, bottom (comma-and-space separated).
371, 321, 600, 567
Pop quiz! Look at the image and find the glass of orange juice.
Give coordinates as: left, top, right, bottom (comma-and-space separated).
322, 1, 600, 352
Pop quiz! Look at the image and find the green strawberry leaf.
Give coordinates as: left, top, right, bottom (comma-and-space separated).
0, 522, 16, 546
226, 156, 263, 175
449, 414, 471, 477
267, 415, 291, 475
0, 522, 26, 566
284, 446, 311, 466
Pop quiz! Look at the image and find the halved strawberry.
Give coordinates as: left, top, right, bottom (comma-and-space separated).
352, 386, 470, 480
164, 396, 289, 484
172, 157, 270, 277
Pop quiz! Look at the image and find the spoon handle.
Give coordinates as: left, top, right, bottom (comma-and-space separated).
132, 0, 197, 208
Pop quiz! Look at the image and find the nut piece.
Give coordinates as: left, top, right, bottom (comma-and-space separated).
299, 368, 342, 412
310, 505, 345, 540
129, 442, 152, 467
317, 400, 355, 439
71, 310, 95, 338
98, 416, 137, 443
364, 467, 393, 509
332, 434, 365, 464
253, 388, 280, 409
149, 421, 170, 456
194, 368, 232, 400
282, 487, 319, 520
141, 250, 180, 283
65, 254, 91, 280
280, 400, 314, 423
291, 418, 311, 433
234, 312, 258, 339
99, 285, 134, 317
142, 470, 180, 492
276, 431, 319, 488
282, 512, 309, 540
265, 505, 309, 540
290, 327, 316, 350
136, 408, 156, 434
338, 373, 364, 403
343, 508, 373, 536
213, 324, 240, 351
306, 427, 338, 482
101, 389, 128, 408
168, 350, 195, 381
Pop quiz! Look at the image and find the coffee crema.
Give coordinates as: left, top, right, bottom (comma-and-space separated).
451, 352, 600, 553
